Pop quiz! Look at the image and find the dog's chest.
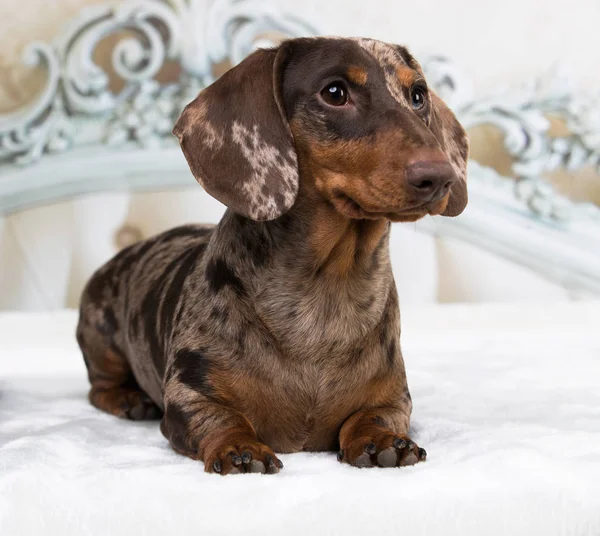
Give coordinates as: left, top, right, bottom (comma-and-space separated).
241, 272, 393, 450
249, 348, 385, 452
255, 273, 388, 359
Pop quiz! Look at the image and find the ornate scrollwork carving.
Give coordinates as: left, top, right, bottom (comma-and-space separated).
0, 0, 316, 165
423, 57, 600, 222
0, 43, 73, 165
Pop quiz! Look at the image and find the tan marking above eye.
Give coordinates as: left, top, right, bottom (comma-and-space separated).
396, 66, 415, 87
347, 66, 368, 86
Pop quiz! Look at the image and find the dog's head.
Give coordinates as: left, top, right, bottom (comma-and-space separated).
174, 37, 469, 222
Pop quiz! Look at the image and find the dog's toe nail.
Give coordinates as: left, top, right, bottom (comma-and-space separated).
231, 455, 242, 467
265, 455, 279, 474
406, 441, 415, 450
277, 458, 284, 469
365, 442, 377, 455
337, 450, 344, 462
241, 451, 252, 464
212, 460, 222, 473
418, 447, 427, 460
393, 438, 407, 449
377, 447, 398, 467
354, 453, 374, 468
248, 460, 266, 473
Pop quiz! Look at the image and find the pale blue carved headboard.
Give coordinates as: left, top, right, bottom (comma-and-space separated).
1, 0, 599, 295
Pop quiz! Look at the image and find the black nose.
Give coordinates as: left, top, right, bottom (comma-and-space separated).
405, 160, 455, 202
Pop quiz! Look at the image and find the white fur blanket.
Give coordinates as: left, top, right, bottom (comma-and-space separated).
1, 304, 599, 536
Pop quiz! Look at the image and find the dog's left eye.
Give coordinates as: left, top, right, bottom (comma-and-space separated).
320, 82, 349, 106
410, 86, 427, 110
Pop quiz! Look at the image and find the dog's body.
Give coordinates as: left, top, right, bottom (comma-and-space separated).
77, 38, 468, 474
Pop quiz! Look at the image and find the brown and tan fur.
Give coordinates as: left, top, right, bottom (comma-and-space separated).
77, 37, 469, 475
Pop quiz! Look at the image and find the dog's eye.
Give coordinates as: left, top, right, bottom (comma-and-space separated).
410, 86, 427, 110
320, 82, 349, 106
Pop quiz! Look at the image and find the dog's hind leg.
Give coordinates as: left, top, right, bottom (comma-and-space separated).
76, 308, 161, 421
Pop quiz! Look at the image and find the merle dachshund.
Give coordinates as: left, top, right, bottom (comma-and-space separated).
77, 37, 468, 475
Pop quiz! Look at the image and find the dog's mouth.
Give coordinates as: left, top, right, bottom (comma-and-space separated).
426, 194, 450, 216
331, 190, 447, 222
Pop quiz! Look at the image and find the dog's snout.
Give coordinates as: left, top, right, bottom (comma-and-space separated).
405, 160, 455, 202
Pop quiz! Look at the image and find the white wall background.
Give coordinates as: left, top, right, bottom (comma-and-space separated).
1, 0, 599, 112
279, 0, 600, 94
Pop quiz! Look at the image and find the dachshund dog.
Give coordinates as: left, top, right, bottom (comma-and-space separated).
77, 37, 468, 475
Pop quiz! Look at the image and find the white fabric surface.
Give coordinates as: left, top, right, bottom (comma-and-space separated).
1, 304, 599, 535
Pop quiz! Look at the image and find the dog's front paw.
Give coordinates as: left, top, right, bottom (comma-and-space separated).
338, 433, 426, 468
205, 437, 283, 475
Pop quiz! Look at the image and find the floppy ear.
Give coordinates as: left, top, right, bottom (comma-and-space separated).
429, 91, 469, 216
173, 46, 298, 221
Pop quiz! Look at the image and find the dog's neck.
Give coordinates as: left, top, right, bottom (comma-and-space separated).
283, 180, 391, 277
209, 182, 395, 357
214, 176, 392, 279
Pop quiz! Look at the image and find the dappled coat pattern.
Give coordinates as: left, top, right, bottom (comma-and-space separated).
77, 37, 468, 474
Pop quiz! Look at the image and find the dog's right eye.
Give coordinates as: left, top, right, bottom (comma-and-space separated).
320, 82, 349, 106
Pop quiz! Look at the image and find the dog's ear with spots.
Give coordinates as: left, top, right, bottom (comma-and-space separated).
428, 91, 469, 216
173, 45, 297, 221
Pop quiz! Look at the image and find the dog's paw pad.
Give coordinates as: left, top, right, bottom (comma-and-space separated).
340, 432, 425, 469
354, 452, 374, 468
248, 460, 266, 473
205, 440, 282, 476
377, 447, 398, 467
399, 451, 419, 466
